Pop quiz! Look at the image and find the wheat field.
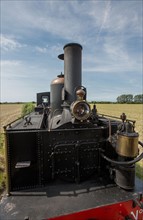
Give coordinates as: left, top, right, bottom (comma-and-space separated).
95, 104, 143, 141
0, 103, 142, 139
0, 104, 23, 132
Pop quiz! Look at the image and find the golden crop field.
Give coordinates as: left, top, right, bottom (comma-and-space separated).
95, 104, 143, 141
0, 104, 23, 194
0, 104, 23, 133
0, 103, 142, 139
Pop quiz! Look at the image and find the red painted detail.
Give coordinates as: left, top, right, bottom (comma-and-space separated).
46, 199, 143, 220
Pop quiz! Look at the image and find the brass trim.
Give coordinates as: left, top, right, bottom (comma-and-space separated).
71, 100, 91, 121
117, 134, 138, 157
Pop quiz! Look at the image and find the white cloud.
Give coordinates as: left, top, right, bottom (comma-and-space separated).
1, 1, 142, 46
0, 59, 53, 102
35, 44, 64, 59
1, 59, 47, 80
0, 35, 26, 51
1, 60, 27, 80
35, 46, 48, 54
103, 39, 130, 65
1, 1, 142, 102
88, 1, 142, 35
95, 1, 112, 43
1, 60, 21, 67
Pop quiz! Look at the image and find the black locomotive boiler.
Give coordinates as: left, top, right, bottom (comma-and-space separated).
4, 43, 143, 195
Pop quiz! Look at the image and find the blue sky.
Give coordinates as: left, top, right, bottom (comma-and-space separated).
1, 0, 142, 102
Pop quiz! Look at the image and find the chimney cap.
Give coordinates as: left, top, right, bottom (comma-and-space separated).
64, 43, 82, 50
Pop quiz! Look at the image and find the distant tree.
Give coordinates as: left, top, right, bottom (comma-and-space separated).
126, 94, 133, 103
117, 94, 125, 103
134, 94, 143, 103
117, 94, 133, 103
117, 95, 124, 103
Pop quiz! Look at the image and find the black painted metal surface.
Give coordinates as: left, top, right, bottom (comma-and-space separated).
0, 177, 143, 220
6, 125, 114, 192
6, 113, 44, 130
64, 43, 82, 103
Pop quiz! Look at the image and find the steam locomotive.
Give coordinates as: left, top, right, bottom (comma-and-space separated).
2, 43, 143, 219
4, 42, 143, 192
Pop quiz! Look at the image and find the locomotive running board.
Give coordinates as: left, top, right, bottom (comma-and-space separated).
0, 177, 143, 220
47, 194, 143, 220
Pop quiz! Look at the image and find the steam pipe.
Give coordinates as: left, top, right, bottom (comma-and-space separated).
101, 141, 143, 165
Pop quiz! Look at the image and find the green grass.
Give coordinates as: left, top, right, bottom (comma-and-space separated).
0, 171, 6, 193
136, 163, 143, 180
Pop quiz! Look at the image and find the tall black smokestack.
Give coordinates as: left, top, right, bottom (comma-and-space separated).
63, 43, 82, 104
